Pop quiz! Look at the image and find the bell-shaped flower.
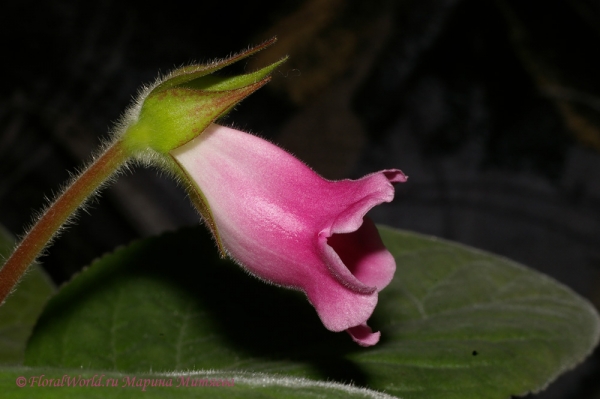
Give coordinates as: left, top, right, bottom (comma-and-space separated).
171, 124, 406, 346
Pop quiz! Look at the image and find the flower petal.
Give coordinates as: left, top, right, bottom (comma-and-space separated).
347, 323, 381, 347
325, 217, 396, 291
327, 170, 406, 235
304, 277, 378, 332
172, 124, 405, 345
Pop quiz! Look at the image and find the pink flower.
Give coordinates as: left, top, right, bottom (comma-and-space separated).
172, 124, 406, 346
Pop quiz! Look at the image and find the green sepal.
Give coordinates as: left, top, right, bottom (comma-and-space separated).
178, 56, 287, 92
153, 37, 278, 93
121, 38, 286, 154
124, 78, 270, 154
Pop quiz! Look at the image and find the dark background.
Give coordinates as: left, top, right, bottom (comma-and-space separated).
1, 0, 600, 397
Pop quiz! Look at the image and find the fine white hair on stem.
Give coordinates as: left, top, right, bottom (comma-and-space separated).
14, 138, 131, 263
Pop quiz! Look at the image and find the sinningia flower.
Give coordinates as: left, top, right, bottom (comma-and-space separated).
172, 124, 406, 346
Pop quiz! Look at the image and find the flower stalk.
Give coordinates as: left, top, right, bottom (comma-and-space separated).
0, 140, 130, 304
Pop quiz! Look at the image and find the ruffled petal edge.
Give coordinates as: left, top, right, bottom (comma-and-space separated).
347, 323, 381, 347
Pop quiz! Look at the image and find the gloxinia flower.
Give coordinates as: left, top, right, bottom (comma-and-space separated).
171, 124, 406, 346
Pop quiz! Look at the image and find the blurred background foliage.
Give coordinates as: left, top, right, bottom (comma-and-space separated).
1, 0, 600, 397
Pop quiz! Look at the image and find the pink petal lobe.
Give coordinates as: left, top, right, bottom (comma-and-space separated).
324, 170, 406, 235
305, 278, 378, 332
347, 324, 381, 347
325, 217, 395, 291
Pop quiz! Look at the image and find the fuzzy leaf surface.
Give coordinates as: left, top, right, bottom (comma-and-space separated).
0, 367, 394, 398
24, 226, 600, 399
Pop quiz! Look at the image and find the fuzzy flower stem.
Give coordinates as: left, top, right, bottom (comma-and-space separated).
0, 140, 130, 305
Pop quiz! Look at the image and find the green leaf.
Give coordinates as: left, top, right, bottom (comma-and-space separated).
0, 367, 393, 398
0, 226, 55, 365
366, 227, 600, 398
24, 226, 600, 399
